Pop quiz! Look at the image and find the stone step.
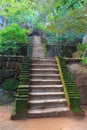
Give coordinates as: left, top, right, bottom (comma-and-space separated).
30, 79, 62, 85
31, 58, 56, 64
20, 73, 29, 76
29, 92, 65, 100
20, 76, 29, 78
33, 47, 43, 50
31, 58, 55, 61
30, 74, 60, 76
30, 68, 58, 71
31, 64, 57, 68
30, 85, 63, 92
31, 62, 56, 65
21, 68, 30, 71
20, 71, 29, 74
30, 69, 59, 74
32, 61, 56, 64
28, 107, 70, 118
33, 44, 43, 46
31, 64, 57, 66
31, 66, 57, 69
21, 66, 29, 68
30, 74, 60, 80
29, 99, 67, 109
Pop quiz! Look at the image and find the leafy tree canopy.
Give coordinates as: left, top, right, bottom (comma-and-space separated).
0, 0, 87, 36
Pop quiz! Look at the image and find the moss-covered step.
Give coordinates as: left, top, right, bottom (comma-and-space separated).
11, 57, 30, 120
55, 57, 84, 114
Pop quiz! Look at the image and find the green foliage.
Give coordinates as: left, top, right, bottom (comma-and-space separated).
0, 24, 28, 55
82, 57, 87, 64
57, 57, 83, 113
2, 78, 19, 91
77, 43, 87, 57
44, 0, 87, 37
45, 31, 83, 45
45, 32, 58, 44
0, 0, 37, 26
0, 0, 87, 48
35, 23, 45, 31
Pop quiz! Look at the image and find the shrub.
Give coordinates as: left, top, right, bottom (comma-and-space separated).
45, 32, 58, 44
77, 43, 87, 57
0, 24, 29, 55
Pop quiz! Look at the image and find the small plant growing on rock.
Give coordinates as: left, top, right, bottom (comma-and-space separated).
82, 57, 87, 65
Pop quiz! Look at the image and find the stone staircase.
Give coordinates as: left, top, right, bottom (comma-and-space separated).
28, 58, 70, 118
11, 36, 83, 120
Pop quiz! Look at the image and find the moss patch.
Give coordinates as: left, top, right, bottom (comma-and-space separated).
55, 57, 83, 113
2, 78, 19, 91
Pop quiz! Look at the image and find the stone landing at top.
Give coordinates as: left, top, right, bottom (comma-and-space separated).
32, 36, 44, 58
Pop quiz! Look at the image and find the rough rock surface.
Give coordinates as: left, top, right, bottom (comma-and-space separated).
0, 88, 14, 105
67, 63, 87, 105
83, 35, 87, 44
0, 69, 15, 78
0, 56, 22, 88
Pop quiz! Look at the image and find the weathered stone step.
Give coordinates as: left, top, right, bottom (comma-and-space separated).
30, 69, 59, 74
30, 74, 60, 76
29, 99, 67, 109
28, 107, 70, 118
30, 85, 63, 92
20, 77, 29, 80
33, 47, 43, 49
31, 62, 56, 65
32, 62, 56, 64
33, 44, 43, 46
31, 64, 57, 68
22, 62, 30, 64
31, 58, 56, 64
30, 79, 62, 85
30, 74, 60, 80
21, 66, 29, 68
31, 58, 55, 61
30, 68, 58, 71
29, 92, 65, 100
31, 66, 57, 69
31, 64, 57, 66
20, 76, 29, 78
21, 71, 29, 74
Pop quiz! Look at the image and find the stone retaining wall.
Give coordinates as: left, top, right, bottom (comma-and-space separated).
67, 63, 87, 105
0, 56, 23, 87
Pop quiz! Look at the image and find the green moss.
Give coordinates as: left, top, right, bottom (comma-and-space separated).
55, 57, 70, 107
11, 99, 28, 120
11, 101, 17, 120
16, 99, 28, 117
11, 57, 30, 119
55, 57, 83, 113
71, 107, 83, 113
2, 78, 19, 91
43, 43, 47, 57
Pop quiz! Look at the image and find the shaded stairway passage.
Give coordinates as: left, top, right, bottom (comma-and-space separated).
32, 36, 44, 58
28, 36, 70, 118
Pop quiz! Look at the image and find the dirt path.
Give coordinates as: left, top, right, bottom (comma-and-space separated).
0, 104, 87, 130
